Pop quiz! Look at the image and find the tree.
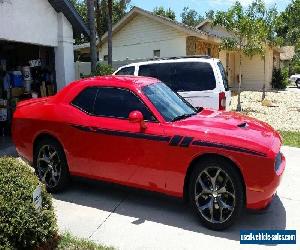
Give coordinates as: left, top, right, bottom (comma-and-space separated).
71, 0, 130, 45
107, 0, 113, 66
181, 7, 204, 26
205, 10, 215, 20
95, 0, 131, 43
214, 1, 268, 111
153, 6, 176, 20
276, 0, 300, 74
87, 0, 97, 73
246, 0, 280, 99
70, 0, 87, 22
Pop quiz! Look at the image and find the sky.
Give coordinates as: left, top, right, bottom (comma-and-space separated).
130, 0, 291, 21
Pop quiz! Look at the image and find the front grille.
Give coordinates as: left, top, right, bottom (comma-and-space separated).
274, 152, 282, 172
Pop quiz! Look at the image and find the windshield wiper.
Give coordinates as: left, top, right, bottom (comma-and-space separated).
171, 113, 195, 122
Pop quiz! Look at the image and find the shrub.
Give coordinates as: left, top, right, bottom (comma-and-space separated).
0, 157, 57, 249
93, 63, 114, 76
271, 68, 289, 90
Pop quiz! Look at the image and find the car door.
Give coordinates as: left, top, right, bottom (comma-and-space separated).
70, 86, 168, 190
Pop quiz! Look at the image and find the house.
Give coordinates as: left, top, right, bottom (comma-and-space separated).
0, 0, 89, 90
74, 6, 281, 91
196, 19, 281, 91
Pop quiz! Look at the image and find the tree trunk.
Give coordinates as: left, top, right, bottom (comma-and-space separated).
95, 0, 102, 44
107, 0, 113, 66
262, 54, 266, 101
87, 0, 97, 73
237, 49, 242, 111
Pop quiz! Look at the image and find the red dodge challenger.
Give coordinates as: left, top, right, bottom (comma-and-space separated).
12, 76, 285, 230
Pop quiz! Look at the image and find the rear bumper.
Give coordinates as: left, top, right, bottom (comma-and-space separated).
246, 154, 285, 210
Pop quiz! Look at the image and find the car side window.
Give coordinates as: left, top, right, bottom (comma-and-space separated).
71, 87, 98, 114
115, 66, 135, 75
139, 62, 216, 92
94, 87, 156, 122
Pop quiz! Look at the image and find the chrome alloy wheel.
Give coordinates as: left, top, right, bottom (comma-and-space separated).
37, 145, 62, 188
194, 166, 236, 224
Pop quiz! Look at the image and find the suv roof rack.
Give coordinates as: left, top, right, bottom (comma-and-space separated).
149, 55, 212, 61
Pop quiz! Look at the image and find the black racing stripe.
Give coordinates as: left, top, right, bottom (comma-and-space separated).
180, 137, 194, 147
192, 140, 267, 157
71, 124, 171, 142
169, 135, 183, 146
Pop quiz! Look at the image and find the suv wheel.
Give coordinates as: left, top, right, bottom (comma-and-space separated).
34, 138, 70, 193
189, 158, 244, 230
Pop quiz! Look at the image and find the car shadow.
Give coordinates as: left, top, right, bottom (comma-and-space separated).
53, 178, 286, 242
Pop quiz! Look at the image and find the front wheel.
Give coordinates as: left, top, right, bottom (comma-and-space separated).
189, 159, 244, 230
296, 79, 300, 88
34, 138, 70, 193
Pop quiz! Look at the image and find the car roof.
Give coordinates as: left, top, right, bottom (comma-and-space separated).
72, 75, 159, 88
116, 57, 221, 70
55, 76, 160, 102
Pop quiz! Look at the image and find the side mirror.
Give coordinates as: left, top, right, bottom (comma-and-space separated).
129, 111, 147, 130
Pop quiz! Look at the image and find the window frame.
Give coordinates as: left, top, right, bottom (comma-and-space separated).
115, 66, 135, 76
70, 87, 98, 115
71, 86, 158, 123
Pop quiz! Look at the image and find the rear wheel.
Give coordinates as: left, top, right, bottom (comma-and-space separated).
189, 158, 244, 230
34, 138, 70, 193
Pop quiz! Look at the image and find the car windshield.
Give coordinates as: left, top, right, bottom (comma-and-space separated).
142, 82, 197, 122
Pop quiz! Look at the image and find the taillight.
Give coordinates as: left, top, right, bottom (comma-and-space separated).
219, 92, 226, 110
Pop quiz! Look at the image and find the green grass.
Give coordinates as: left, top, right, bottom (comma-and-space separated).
279, 131, 300, 148
57, 232, 114, 250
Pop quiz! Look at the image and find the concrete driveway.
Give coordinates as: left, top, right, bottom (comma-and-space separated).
53, 146, 300, 250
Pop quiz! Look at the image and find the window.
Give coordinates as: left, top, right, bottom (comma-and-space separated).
103, 55, 108, 61
139, 62, 216, 92
217, 62, 229, 91
94, 87, 156, 121
142, 82, 196, 122
153, 50, 160, 58
115, 66, 135, 75
71, 87, 98, 114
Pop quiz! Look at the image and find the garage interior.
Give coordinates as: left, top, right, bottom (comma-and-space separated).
0, 40, 57, 135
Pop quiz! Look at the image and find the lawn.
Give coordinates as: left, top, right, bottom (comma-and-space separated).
279, 131, 300, 148
57, 232, 113, 250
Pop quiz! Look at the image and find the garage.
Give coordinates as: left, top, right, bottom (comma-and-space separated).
0, 0, 89, 135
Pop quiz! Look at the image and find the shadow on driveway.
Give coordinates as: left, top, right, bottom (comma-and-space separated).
54, 178, 286, 242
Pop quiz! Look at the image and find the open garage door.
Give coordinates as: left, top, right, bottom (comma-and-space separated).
0, 40, 57, 135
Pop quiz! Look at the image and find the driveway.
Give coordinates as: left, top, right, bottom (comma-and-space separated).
53, 146, 300, 250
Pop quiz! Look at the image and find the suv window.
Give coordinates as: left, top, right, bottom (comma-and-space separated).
139, 62, 216, 92
94, 87, 156, 121
217, 62, 229, 91
115, 66, 135, 75
71, 87, 98, 114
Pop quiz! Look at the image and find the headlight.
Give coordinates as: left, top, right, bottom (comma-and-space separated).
274, 152, 282, 172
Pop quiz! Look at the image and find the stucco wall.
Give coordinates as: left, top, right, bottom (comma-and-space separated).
55, 13, 75, 90
0, 0, 58, 46
100, 14, 187, 60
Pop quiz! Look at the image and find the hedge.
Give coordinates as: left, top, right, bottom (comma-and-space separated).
0, 157, 58, 249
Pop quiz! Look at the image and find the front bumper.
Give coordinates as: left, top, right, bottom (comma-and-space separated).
246, 153, 286, 210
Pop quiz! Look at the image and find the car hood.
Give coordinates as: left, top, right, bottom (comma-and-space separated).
172, 109, 279, 152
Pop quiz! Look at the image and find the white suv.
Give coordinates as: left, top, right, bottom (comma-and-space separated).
113, 56, 231, 110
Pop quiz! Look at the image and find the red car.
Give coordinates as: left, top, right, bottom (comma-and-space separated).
12, 76, 285, 230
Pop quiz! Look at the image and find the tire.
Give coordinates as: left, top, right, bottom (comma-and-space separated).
189, 158, 244, 230
34, 137, 70, 193
296, 79, 300, 88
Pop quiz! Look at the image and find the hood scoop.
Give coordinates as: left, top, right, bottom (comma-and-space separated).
237, 122, 248, 129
